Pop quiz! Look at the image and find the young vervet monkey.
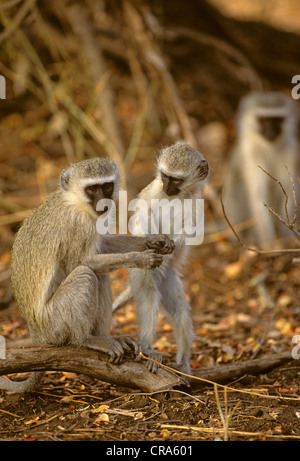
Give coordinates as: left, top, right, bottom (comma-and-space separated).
0, 158, 174, 393
113, 142, 209, 374
223, 92, 299, 245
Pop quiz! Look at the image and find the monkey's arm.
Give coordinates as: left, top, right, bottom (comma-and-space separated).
102, 235, 148, 253
102, 234, 175, 255
87, 251, 163, 275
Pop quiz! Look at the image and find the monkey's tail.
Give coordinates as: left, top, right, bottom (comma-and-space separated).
0, 371, 44, 393
112, 284, 133, 313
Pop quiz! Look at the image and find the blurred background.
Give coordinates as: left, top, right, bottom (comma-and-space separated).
0, 0, 299, 369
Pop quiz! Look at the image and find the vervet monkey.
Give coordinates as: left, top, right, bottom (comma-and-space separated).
113, 142, 209, 374
0, 158, 174, 393
223, 92, 299, 246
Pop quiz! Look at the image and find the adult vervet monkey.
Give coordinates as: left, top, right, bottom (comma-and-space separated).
0, 158, 174, 392
113, 142, 209, 374
223, 92, 299, 245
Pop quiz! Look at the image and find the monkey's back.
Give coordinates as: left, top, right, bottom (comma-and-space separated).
11, 190, 98, 318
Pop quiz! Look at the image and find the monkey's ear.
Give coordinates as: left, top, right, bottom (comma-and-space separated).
60, 167, 71, 191
198, 159, 209, 180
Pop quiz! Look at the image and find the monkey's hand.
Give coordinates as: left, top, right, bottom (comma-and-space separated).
115, 335, 141, 360
145, 235, 175, 255
133, 250, 163, 269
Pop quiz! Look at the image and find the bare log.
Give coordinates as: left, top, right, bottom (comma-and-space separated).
0, 345, 294, 394
0, 345, 186, 393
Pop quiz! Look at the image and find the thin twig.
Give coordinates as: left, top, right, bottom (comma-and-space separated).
139, 353, 300, 402
259, 165, 300, 236
0, 0, 36, 45
214, 384, 241, 441
259, 165, 290, 226
220, 188, 300, 254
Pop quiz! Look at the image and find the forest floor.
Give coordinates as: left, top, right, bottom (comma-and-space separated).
1, 226, 300, 442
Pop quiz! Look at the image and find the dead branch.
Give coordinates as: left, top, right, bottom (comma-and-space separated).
0, 345, 186, 393
0, 345, 294, 394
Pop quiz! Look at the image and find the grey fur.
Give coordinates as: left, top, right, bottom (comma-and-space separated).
1, 158, 173, 392
223, 92, 299, 245
113, 142, 209, 374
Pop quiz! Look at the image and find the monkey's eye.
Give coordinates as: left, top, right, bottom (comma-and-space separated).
101, 182, 114, 198
170, 176, 184, 185
86, 184, 99, 194
101, 182, 114, 192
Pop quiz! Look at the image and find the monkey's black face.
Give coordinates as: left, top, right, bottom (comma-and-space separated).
161, 172, 184, 196
85, 182, 114, 213
258, 116, 284, 142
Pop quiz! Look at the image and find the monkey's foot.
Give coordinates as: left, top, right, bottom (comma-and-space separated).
84, 335, 135, 365
142, 349, 163, 373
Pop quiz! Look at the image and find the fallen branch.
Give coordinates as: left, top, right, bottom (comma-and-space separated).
0, 345, 185, 393
0, 346, 294, 395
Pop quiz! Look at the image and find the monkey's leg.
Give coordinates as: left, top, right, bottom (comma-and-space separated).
39, 266, 138, 364
129, 269, 162, 372
161, 270, 193, 375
